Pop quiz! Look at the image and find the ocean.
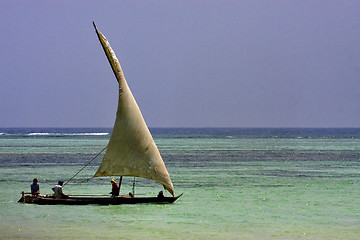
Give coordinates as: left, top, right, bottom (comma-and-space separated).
0, 128, 359, 239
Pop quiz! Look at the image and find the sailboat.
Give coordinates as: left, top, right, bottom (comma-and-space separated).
18, 22, 182, 205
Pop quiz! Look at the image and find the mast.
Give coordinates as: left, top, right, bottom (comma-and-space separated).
132, 177, 136, 196
118, 176, 123, 194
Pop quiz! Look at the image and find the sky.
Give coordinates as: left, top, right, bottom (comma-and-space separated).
1, 1, 359, 128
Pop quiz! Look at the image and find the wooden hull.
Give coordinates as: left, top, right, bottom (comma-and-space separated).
18, 193, 182, 205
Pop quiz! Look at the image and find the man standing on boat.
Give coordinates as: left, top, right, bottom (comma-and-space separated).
110, 178, 120, 198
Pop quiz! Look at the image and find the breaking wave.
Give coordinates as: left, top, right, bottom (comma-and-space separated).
0, 128, 112, 138
27, 132, 109, 136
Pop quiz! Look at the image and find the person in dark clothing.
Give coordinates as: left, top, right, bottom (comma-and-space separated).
157, 191, 164, 199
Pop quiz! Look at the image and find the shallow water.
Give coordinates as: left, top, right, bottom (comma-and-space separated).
0, 128, 359, 239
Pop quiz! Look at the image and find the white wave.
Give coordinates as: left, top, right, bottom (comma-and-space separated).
63, 133, 109, 136
28, 133, 52, 136
27, 132, 109, 136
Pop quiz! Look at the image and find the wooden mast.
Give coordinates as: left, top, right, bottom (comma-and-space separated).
118, 176, 123, 194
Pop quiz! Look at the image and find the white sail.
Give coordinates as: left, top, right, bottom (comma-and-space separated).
92, 23, 174, 196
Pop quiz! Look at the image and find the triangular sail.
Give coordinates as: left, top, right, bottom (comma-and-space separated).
92, 22, 174, 196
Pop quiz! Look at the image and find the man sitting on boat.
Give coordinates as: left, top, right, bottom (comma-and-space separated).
52, 181, 68, 199
31, 178, 41, 196
109, 178, 120, 198
157, 191, 164, 199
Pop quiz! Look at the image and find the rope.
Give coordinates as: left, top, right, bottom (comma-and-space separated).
63, 146, 107, 187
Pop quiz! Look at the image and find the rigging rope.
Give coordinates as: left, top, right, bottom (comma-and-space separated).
63, 146, 107, 187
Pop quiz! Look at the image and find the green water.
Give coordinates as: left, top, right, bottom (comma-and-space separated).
1, 129, 359, 239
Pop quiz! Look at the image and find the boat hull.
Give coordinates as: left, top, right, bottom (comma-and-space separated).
18, 194, 182, 205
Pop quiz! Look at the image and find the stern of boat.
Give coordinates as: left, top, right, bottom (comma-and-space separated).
18, 191, 45, 204
18, 191, 27, 203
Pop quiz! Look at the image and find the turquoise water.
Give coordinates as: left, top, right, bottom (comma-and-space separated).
0, 128, 359, 239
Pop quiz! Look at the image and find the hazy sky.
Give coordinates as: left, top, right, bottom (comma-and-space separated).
1, 1, 359, 128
